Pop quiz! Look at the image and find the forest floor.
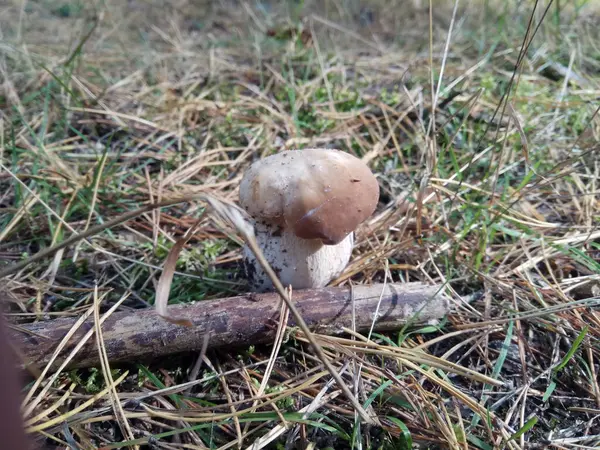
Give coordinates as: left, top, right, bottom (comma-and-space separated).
1, 1, 599, 449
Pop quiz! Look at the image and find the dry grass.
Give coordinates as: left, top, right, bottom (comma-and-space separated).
1, 0, 600, 448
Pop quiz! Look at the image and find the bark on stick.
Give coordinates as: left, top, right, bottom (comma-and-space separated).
10, 282, 449, 370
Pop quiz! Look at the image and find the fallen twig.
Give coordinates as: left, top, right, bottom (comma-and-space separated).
10, 282, 450, 371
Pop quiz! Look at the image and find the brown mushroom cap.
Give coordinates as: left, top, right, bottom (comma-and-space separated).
239, 149, 379, 245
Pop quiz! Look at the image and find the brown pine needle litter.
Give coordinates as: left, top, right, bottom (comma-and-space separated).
1, 0, 600, 448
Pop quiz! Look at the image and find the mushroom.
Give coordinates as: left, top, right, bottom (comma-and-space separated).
239, 148, 379, 292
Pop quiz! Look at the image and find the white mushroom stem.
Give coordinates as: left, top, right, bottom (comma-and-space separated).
244, 221, 353, 292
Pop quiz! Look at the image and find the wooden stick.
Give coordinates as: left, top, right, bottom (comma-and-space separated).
10, 282, 450, 370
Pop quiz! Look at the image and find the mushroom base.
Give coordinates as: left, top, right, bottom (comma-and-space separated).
243, 223, 353, 292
